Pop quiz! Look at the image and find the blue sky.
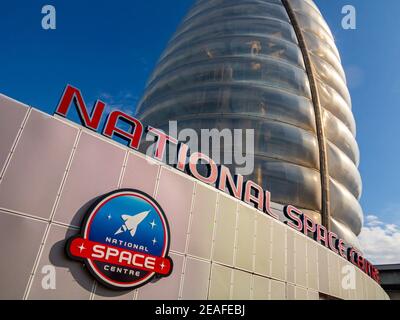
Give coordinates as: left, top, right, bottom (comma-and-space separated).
0, 1, 399, 262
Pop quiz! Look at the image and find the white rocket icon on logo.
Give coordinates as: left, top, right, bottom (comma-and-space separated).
114, 211, 150, 238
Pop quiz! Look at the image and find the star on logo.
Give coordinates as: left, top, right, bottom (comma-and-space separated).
107, 214, 112, 220
152, 238, 157, 245
78, 243, 86, 253
160, 262, 165, 270
150, 220, 157, 229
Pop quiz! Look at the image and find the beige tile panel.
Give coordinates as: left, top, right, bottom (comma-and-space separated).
270, 279, 286, 300
0, 211, 47, 299
155, 167, 195, 254
271, 222, 286, 281
181, 257, 211, 300
54, 131, 126, 226
187, 183, 217, 260
306, 238, 319, 291
287, 283, 295, 300
136, 253, 184, 300
295, 234, 308, 288
231, 269, 252, 300
0, 95, 29, 174
208, 263, 232, 300
212, 194, 238, 266
307, 289, 320, 300
254, 214, 272, 277
328, 252, 341, 298
317, 246, 330, 295
28, 224, 94, 300
234, 204, 256, 272
93, 284, 135, 300
121, 152, 160, 196
286, 228, 295, 284
252, 275, 270, 300
0, 110, 78, 219
295, 286, 308, 300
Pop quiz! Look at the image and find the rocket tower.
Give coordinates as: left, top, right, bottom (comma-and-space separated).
136, 0, 363, 249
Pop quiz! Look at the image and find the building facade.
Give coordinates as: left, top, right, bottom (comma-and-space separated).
376, 264, 400, 300
136, 0, 363, 250
0, 0, 389, 300
0, 95, 388, 299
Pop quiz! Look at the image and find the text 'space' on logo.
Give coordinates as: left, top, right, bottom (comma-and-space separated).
66, 189, 173, 290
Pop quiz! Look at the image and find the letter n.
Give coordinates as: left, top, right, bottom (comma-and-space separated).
55, 84, 105, 131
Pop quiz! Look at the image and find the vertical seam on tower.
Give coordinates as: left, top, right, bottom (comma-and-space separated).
281, 0, 331, 230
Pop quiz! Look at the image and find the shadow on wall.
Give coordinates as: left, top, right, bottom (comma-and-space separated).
48, 196, 133, 298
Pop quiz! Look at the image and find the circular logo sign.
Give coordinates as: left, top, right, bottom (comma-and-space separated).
66, 189, 173, 290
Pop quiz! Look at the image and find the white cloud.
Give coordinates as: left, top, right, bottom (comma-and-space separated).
359, 215, 400, 264
365, 215, 384, 226
99, 91, 139, 115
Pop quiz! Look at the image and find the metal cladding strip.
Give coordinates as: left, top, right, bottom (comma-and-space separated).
281, 0, 331, 230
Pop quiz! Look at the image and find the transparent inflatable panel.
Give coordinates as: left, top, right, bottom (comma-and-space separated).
331, 217, 361, 250
322, 109, 360, 166
327, 142, 362, 199
329, 178, 363, 236
190, 0, 284, 22
175, 2, 290, 37
288, 0, 334, 40
148, 35, 305, 86
292, 11, 341, 61
160, 18, 298, 61
317, 79, 356, 135
138, 83, 317, 133
303, 31, 346, 82
219, 157, 322, 211
256, 159, 322, 211
158, 117, 319, 170
310, 53, 351, 106
141, 57, 312, 105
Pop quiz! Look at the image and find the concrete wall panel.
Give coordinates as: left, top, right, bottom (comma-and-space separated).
0, 110, 78, 219
0, 103, 389, 300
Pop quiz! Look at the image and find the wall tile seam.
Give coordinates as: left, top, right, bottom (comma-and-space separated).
229, 264, 235, 300
179, 181, 197, 293
0, 107, 31, 182
251, 210, 257, 274
23, 129, 82, 299
22, 222, 53, 300
267, 277, 272, 299
212, 199, 238, 267
304, 236, 310, 288
0, 207, 49, 224
152, 166, 162, 198
313, 242, 321, 292
206, 261, 216, 300
49, 129, 82, 223
230, 197, 241, 299
184, 182, 200, 254
89, 281, 97, 300
284, 227, 288, 282
176, 252, 187, 300
268, 217, 273, 277
152, 162, 163, 199
116, 151, 130, 188
54, 114, 129, 153
186, 187, 219, 261
178, 257, 189, 300
207, 193, 221, 300
249, 272, 255, 300
207, 260, 291, 284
